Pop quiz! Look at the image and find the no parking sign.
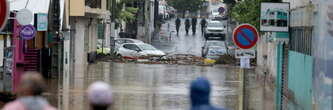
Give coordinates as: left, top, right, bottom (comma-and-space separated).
233, 24, 259, 49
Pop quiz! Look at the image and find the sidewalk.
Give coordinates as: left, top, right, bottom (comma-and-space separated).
245, 69, 275, 110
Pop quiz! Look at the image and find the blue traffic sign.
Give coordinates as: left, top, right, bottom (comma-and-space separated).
218, 7, 225, 14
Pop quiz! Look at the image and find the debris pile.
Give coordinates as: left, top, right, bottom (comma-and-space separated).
98, 54, 213, 66
97, 54, 245, 66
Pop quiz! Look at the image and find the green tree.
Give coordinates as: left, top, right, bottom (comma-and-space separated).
230, 0, 281, 28
167, 0, 205, 15
110, 0, 139, 23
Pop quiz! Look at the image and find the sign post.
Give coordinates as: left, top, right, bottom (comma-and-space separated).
233, 24, 259, 110
0, 0, 9, 31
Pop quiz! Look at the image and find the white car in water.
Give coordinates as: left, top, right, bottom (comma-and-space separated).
116, 43, 166, 58
114, 38, 144, 53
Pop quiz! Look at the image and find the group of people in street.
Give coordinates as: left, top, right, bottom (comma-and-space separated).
2, 71, 226, 110
175, 17, 207, 36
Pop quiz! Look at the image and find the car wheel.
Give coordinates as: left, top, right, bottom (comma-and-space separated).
117, 54, 122, 57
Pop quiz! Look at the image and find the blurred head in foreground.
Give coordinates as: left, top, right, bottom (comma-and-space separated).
87, 81, 113, 110
18, 71, 46, 96
190, 77, 227, 110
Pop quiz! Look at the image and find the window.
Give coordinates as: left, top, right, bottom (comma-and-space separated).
270, 12, 274, 15
85, 0, 101, 8
125, 40, 134, 43
270, 20, 275, 25
123, 44, 140, 51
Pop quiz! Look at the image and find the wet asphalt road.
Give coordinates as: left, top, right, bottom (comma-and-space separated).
43, 19, 274, 110
152, 18, 206, 56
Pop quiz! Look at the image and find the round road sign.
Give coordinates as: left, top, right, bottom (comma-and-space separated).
17, 9, 34, 25
218, 7, 225, 14
0, 0, 9, 31
233, 24, 259, 49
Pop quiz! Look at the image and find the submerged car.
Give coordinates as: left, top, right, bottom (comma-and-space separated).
202, 40, 228, 59
206, 46, 228, 59
116, 43, 166, 58
115, 38, 144, 53
204, 20, 226, 40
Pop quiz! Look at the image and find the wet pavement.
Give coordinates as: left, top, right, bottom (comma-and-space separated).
45, 61, 274, 110
42, 19, 273, 110
152, 18, 206, 56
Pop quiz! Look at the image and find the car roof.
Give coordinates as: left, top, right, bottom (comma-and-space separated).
121, 42, 150, 45
206, 40, 225, 43
208, 20, 222, 23
116, 38, 143, 42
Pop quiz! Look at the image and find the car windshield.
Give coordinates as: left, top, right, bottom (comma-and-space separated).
138, 44, 156, 50
207, 41, 225, 47
208, 47, 226, 55
207, 22, 223, 28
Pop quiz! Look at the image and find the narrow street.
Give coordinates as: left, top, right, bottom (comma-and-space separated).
44, 19, 274, 110
152, 18, 206, 56
0, 0, 332, 110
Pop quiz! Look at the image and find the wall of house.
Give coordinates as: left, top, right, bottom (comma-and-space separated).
283, 0, 312, 9
257, 33, 278, 79
73, 17, 88, 74
312, 1, 333, 109
70, 0, 85, 16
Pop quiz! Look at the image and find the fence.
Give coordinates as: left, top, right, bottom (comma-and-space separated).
289, 27, 313, 56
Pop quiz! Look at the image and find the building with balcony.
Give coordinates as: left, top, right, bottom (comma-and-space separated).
62, 0, 111, 76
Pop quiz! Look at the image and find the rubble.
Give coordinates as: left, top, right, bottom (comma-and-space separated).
96, 53, 245, 66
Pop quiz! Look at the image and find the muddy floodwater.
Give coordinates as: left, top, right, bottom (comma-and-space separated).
42, 19, 274, 110
45, 62, 242, 110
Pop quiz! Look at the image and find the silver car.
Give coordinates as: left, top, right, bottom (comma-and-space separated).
202, 40, 228, 59
114, 38, 144, 53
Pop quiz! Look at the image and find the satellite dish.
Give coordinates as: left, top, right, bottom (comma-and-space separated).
16, 8, 33, 25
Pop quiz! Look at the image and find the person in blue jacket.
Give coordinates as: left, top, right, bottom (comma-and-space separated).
190, 77, 228, 110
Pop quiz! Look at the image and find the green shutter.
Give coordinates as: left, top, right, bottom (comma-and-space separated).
98, 24, 105, 39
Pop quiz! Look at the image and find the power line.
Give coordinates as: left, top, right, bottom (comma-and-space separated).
25, 0, 30, 8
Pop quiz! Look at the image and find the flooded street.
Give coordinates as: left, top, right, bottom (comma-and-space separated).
47, 62, 242, 110
42, 19, 274, 110
1, 0, 330, 110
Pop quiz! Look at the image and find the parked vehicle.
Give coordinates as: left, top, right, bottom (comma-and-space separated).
97, 47, 111, 55
202, 40, 228, 59
227, 45, 238, 56
205, 46, 228, 59
97, 39, 111, 55
116, 43, 166, 58
211, 10, 220, 18
115, 38, 144, 53
204, 20, 226, 40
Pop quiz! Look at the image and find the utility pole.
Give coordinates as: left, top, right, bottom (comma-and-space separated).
110, 0, 116, 38
110, 0, 116, 55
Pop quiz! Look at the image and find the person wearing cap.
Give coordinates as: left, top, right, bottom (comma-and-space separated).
87, 81, 113, 110
189, 77, 227, 110
2, 71, 56, 110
